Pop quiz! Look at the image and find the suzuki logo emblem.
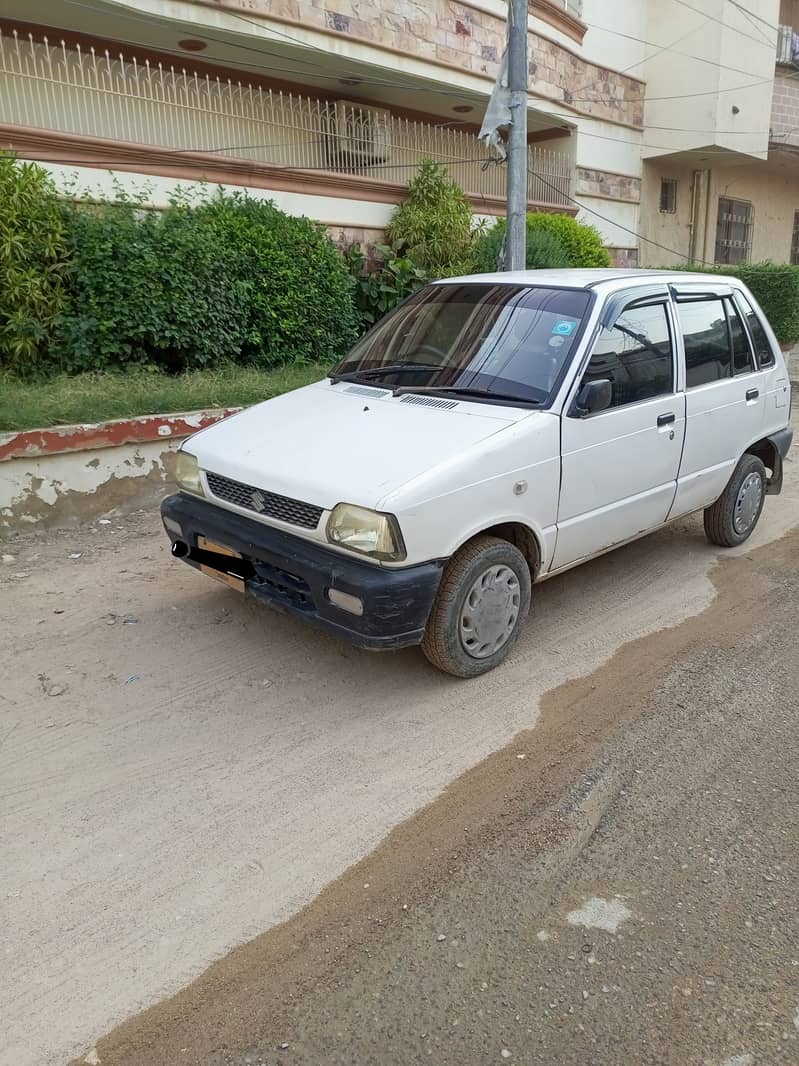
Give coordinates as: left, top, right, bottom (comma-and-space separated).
251, 489, 267, 513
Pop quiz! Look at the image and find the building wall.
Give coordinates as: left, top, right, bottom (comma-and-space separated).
641, 159, 799, 267
643, 0, 779, 160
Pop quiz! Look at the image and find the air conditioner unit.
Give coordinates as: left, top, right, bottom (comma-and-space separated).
329, 100, 390, 164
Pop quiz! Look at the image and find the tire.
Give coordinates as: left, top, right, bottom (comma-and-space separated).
703, 453, 767, 548
421, 535, 532, 678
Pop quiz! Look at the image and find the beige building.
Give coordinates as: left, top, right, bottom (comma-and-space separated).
0, 0, 794, 267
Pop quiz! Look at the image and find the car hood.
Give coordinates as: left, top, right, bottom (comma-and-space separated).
186, 380, 531, 511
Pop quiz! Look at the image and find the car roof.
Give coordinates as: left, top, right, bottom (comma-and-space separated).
434, 268, 744, 292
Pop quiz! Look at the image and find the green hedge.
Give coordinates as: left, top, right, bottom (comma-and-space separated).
474, 212, 611, 272
660, 261, 799, 344
0, 154, 359, 376
55, 192, 358, 373
0, 154, 67, 372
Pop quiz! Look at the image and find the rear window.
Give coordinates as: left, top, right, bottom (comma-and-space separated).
735, 292, 775, 368
677, 298, 732, 387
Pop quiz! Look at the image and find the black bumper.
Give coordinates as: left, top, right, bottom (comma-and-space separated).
765, 428, 793, 495
161, 493, 443, 650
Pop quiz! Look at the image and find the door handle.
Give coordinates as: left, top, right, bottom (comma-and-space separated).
657, 412, 676, 426
746, 388, 759, 401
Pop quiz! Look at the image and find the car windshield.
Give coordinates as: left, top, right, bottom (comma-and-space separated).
333, 283, 592, 405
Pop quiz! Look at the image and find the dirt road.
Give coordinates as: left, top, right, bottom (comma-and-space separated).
2, 446, 798, 1066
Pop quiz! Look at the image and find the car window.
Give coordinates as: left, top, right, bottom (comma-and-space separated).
735, 292, 775, 368
725, 297, 754, 375
677, 298, 732, 387
580, 302, 673, 408
335, 284, 592, 405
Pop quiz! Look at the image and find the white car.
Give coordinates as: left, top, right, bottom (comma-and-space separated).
162, 269, 793, 676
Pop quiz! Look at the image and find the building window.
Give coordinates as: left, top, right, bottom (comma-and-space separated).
659, 178, 677, 214
791, 211, 799, 264
714, 197, 753, 264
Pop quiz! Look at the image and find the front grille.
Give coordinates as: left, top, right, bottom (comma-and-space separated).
205, 471, 323, 530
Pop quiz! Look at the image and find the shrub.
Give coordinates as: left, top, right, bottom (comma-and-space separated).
198, 193, 358, 367
0, 154, 68, 373
475, 212, 611, 272
473, 219, 571, 272
344, 240, 429, 329
56, 198, 248, 372
55, 190, 358, 373
527, 212, 611, 268
386, 161, 474, 276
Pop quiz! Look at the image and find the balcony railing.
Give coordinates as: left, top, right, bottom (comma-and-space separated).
0, 29, 573, 208
777, 23, 799, 65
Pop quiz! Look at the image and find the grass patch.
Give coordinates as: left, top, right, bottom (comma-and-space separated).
0, 362, 335, 432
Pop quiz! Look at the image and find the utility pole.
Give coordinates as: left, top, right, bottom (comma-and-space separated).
506, 0, 528, 271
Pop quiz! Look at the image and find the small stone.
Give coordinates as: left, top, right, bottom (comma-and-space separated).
48, 684, 65, 697
437, 934, 447, 942
14, 571, 32, 579
516, 753, 526, 760
363, 883, 369, 889
536, 930, 550, 942
69, 553, 82, 559
456, 962, 465, 969
480, 982, 488, 991
582, 990, 589, 1001
53, 608, 64, 614
602, 985, 610, 993
84, 1049, 100, 1065
501, 1051, 512, 1060
402, 904, 408, 911
99, 519, 112, 525
279, 1043, 289, 1050
2, 553, 15, 564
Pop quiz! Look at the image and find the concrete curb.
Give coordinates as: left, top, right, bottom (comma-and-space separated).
0, 407, 240, 537
0, 408, 241, 462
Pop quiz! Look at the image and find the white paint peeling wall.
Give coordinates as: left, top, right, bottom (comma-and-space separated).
0, 438, 183, 536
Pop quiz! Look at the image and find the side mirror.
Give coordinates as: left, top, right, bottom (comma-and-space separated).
572, 378, 612, 417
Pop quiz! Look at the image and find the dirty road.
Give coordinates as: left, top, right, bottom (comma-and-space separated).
2, 441, 798, 1066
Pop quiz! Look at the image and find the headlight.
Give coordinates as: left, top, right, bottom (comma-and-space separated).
175, 450, 204, 496
326, 503, 406, 561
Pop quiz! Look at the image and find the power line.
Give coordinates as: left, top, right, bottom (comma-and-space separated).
669, 0, 776, 47
529, 167, 718, 265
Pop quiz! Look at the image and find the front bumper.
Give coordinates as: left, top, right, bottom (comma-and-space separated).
161, 493, 444, 650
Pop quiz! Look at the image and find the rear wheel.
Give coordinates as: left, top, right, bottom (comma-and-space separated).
703, 453, 767, 548
421, 535, 531, 678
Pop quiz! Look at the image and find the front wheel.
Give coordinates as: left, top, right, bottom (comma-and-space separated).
421, 535, 531, 678
704, 453, 767, 548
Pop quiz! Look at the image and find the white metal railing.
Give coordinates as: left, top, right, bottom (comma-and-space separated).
0, 28, 573, 207
777, 24, 799, 64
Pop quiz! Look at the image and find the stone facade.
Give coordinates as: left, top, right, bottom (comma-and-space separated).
607, 246, 639, 268
576, 167, 641, 203
213, 0, 644, 128
327, 223, 385, 256
770, 70, 799, 149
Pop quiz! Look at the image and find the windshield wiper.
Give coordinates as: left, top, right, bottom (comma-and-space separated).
393, 385, 540, 405
330, 363, 441, 385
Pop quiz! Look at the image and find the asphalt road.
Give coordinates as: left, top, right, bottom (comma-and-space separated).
2, 439, 798, 1066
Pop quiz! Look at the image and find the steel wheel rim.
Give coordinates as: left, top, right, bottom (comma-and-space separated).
459, 564, 521, 659
733, 471, 763, 534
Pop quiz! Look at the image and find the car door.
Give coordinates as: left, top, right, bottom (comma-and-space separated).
552, 295, 686, 570
734, 289, 790, 432
668, 287, 767, 519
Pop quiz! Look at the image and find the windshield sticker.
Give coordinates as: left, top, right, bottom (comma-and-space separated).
552, 320, 577, 336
